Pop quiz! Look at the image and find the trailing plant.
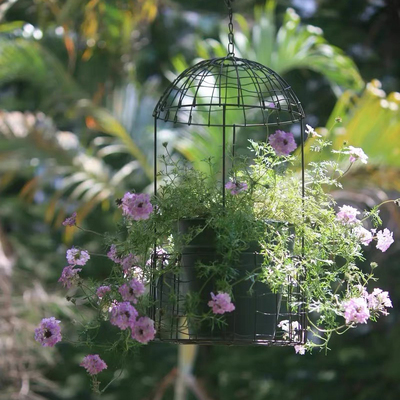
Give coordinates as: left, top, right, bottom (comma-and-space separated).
34, 125, 397, 390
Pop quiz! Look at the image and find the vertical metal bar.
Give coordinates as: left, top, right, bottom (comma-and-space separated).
171, 273, 176, 340
232, 124, 236, 159
153, 117, 160, 338
300, 118, 307, 343
158, 269, 163, 340
154, 118, 158, 196
176, 273, 180, 340
222, 104, 226, 208
153, 117, 159, 338
253, 252, 257, 343
300, 118, 305, 244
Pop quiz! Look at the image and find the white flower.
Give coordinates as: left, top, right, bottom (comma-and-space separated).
278, 320, 302, 341
294, 345, 306, 355
353, 226, 373, 245
348, 146, 368, 164
376, 228, 394, 252
278, 320, 290, 332
305, 124, 321, 138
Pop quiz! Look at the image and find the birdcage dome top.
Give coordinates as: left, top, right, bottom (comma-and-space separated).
153, 56, 305, 127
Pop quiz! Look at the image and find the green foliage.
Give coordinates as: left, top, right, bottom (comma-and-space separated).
0, 100, 154, 225
325, 80, 400, 170
1, 1, 399, 399
63, 138, 396, 369
168, 0, 364, 172
195, 0, 364, 91
0, 36, 82, 115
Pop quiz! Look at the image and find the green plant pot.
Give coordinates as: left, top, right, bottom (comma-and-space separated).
173, 218, 293, 343
153, 218, 295, 343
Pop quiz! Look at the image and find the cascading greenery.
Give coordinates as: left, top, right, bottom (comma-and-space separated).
98, 135, 395, 353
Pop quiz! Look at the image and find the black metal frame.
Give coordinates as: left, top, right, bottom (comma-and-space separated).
153, 56, 305, 128
148, 252, 306, 346
150, 4, 307, 347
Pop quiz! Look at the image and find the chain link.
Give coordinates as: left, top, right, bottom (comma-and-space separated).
224, 0, 235, 56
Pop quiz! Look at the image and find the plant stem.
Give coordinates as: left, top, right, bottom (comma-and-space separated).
77, 226, 104, 237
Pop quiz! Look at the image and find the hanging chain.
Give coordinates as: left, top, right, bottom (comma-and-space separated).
224, 0, 235, 56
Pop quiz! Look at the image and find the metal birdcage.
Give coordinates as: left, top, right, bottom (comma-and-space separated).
149, 0, 307, 346
153, 56, 305, 128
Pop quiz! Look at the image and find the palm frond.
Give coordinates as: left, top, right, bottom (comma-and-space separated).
168, 0, 364, 170
0, 37, 82, 106
76, 99, 153, 180
196, 0, 364, 92
306, 80, 400, 170
0, 111, 145, 225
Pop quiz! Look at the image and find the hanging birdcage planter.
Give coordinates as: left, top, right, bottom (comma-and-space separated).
148, 0, 307, 346
35, 1, 397, 387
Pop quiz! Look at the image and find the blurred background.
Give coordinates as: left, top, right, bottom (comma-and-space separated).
0, 0, 400, 399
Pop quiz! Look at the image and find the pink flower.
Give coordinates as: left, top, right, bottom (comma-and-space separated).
348, 146, 368, 164
269, 130, 297, 156
124, 266, 145, 281
294, 345, 306, 355
368, 288, 393, 316
34, 317, 62, 347
131, 316, 156, 344
118, 278, 145, 304
66, 247, 90, 266
208, 292, 235, 315
353, 226, 373, 245
146, 247, 168, 268
225, 180, 248, 195
120, 192, 153, 220
80, 354, 107, 375
376, 228, 394, 252
109, 302, 138, 330
121, 253, 140, 272
107, 244, 121, 263
96, 285, 111, 299
336, 205, 360, 224
58, 265, 82, 289
121, 253, 145, 280
62, 212, 77, 227
355, 284, 368, 298
343, 297, 370, 324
